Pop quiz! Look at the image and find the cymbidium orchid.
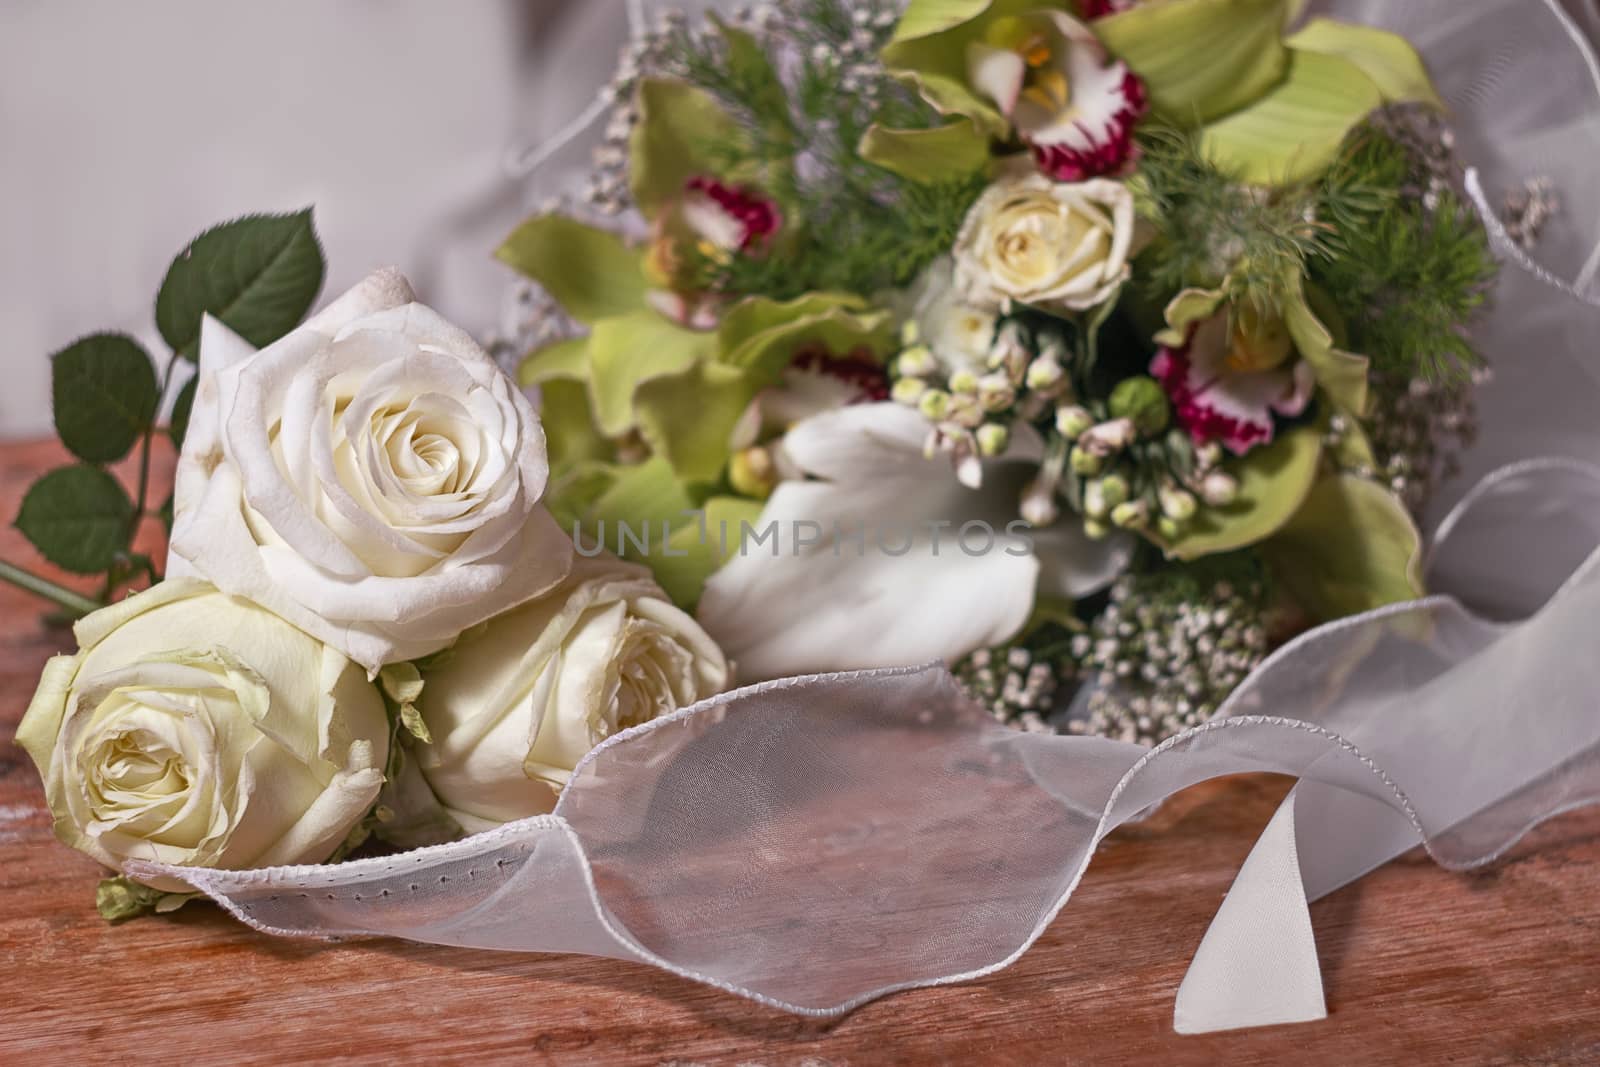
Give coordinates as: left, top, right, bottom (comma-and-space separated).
645, 175, 782, 328
1151, 303, 1316, 456
729, 345, 892, 494
966, 12, 1147, 181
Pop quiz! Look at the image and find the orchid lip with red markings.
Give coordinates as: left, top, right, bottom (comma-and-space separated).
683, 176, 782, 252
1151, 318, 1316, 457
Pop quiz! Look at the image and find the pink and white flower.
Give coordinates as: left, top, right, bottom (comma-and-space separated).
966, 12, 1147, 182
679, 176, 783, 254
1151, 311, 1316, 456
646, 176, 783, 328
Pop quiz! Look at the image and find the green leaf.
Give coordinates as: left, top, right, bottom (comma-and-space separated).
881, 0, 1040, 136
653, 495, 767, 609
96, 876, 189, 923
16, 465, 134, 574
50, 333, 159, 464
630, 79, 747, 217
540, 378, 616, 470
167, 375, 197, 450
1095, 0, 1294, 125
858, 119, 991, 184
586, 311, 717, 437
496, 216, 647, 324
1263, 474, 1424, 620
630, 293, 894, 484
518, 336, 590, 387
156, 210, 325, 358
1200, 49, 1383, 185
890, 0, 999, 43
717, 292, 893, 372
1283, 271, 1370, 415
1158, 423, 1323, 561
1287, 18, 1443, 110
635, 360, 755, 484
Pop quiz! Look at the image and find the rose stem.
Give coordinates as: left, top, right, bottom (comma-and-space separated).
0, 560, 102, 618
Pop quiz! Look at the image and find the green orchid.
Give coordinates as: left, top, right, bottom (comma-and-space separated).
498, 211, 894, 607
883, 0, 1442, 186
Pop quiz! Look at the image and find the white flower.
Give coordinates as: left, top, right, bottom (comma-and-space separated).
16, 579, 388, 891
416, 556, 728, 831
896, 256, 1000, 376
953, 171, 1137, 315
697, 403, 1133, 680
169, 270, 573, 673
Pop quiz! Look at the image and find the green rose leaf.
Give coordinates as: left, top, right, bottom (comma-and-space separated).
1158, 422, 1323, 561
1095, 0, 1294, 125
631, 79, 747, 217
1263, 473, 1424, 620
156, 209, 326, 359
858, 118, 992, 184
16, 465, 135, 574
50, 333, 159, 464
496, 216, 647, 324
1198, 38, 1434, 185
167, 375, 198, 450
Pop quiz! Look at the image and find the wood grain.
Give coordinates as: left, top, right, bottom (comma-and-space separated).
1, 437, 1598, 1066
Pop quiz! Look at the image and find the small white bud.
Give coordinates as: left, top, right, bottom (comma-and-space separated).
1020, 478, 1060, 527
1111, 500, 1151, 529
1056, 404, 1094, 439
1159, 484, 1198, 521
976, 422, 1010, 458
891, 377, 928, 405
918, 389, 951, 421
977, 373, 1016, 412
948, 368, 980, 395
1025, 358, 1065, 392
1200, 470, 1240, 507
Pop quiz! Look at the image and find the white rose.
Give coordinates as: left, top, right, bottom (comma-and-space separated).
898, 256, 999, 376
169, 269, 573, 673
16, 579, 389, 892
953, 172, 1136, 314
415, 555, 729, 831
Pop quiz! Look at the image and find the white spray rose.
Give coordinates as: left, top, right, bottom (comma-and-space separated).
953, 172, 1137, 314
898, 256, 999, 376
17, 579, 389, 892
169, 269, 573, 673
416, 556, 729, 831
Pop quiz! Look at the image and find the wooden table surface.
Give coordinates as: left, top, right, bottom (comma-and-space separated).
1, 436, 1598, 1065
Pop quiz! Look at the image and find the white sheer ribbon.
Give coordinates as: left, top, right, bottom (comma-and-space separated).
127, 0, 1600, 1035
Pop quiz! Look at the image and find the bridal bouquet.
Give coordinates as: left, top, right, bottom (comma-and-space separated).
12, 0, 1598, 1036
496, 0, 1499, 742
